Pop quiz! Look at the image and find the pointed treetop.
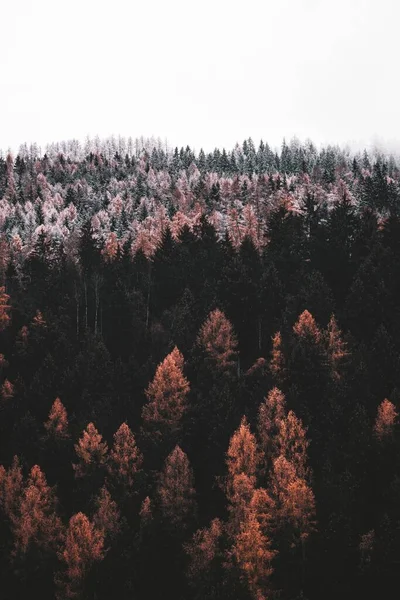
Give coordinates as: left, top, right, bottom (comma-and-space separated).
108, 422, 143, 488
227, 416, 259, 481
197, 308, 238, 370
374, 398, 398, 441
45, 398, 69, 439
73, 423, 108, 478
293, 309, 321, 342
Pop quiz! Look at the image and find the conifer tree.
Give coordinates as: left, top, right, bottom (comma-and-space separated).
73, 422, 108, 478
93, 485, 121, 540
257, 387, 286, 466
373, 398, 398, 441
44, 398, 69, 439
0, 286, 11, 331
197, 308, 238, 371
325, 314, 349, 380
158, 445, 196, 530
56, 512, 104, 599
1, 378, 14, 401
13, 465, 64, 556
142, 347, 189, 447
108, 422, 143, 490
269, 331, 286, 383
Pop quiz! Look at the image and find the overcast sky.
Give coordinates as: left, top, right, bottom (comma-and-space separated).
1, 0, 399, 155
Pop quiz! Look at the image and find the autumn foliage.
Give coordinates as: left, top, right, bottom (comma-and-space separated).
44, 397, 69, 439
73, 423, 108, 478
142, 347, 190, 444
197, 308, 238, 370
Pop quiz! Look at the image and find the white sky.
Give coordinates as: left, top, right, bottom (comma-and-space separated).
1, 0, 399, 155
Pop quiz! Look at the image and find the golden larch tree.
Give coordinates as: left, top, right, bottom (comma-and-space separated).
56, 512, 104, 599
197, 308, 238, 370
158, 445, 196, 530
142, 347, 190, 445
257, 387, 286, 466
93, 485, 121, 541
325, 314, 349, 380
269, 331, 286, 382
73, 423, 108, 478
0, 286, 11, 331
374, 398, 398, 441
44, 398, 69, 439
293, 310, 321, 343
12, 464, 64, 556
108, 422, 143, 489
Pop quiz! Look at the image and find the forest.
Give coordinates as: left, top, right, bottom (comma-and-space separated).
0, 135, 400, 599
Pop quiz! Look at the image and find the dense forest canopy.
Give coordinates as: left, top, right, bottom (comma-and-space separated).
1, 135, 400, 600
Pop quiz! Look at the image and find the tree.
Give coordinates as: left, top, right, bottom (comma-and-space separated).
44, 398, 69, 439
0, 456, 23, 522
197, 309, 238, 371
293, 309, 321, 342
269, 331, 286, 383
108, 422, 143, 490
277, 410, 310, 480
93, 485, 121, 541
226, 416, 259, 483
73, 422, 108, 478
142, 347, 190, 447
373, 399, 398, 441
0, 286, 11, 331
12, 465, 64, 556
325, 314, 349, 380
1, 378, 14, 401
185, 518, 223, 581
231, 511, 275, 600
257, 387, 286, 466
158, 445, 196, 530
56, 512, 104, 599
